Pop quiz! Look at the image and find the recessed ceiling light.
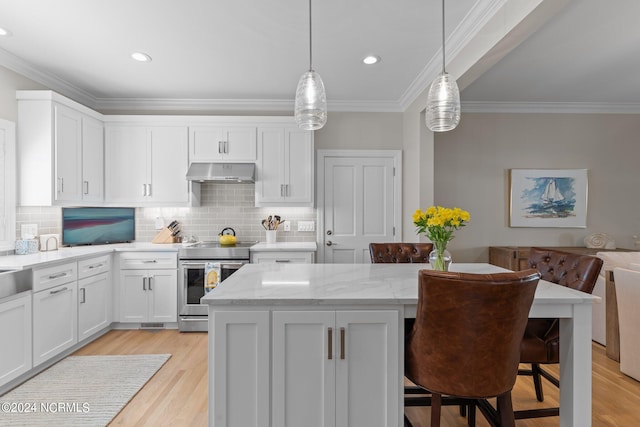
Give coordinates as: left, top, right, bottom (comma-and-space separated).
131, 52, 152, 62
0, 27, 12, 37
363, 55, 381, 65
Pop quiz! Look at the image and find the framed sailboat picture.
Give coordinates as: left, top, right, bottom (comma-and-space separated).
509, 169, 588, 228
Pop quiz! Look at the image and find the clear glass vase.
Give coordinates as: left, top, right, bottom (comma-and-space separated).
429, 244, 452, 271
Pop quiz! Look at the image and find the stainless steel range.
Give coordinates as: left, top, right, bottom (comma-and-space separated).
178, 241, 256, 332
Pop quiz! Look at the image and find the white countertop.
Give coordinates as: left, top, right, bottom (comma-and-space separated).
201, 263, 601, 307
250, 242, 317, 252
0, 242, 182, 270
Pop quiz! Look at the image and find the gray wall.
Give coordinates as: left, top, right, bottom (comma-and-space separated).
435, 113, 640, 262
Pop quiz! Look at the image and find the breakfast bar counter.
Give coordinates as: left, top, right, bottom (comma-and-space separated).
202, 263, 598, 427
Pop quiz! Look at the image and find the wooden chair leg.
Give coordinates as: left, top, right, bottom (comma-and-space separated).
532, 363, 544, 402
431, 393, 442, 427
497, 392, 515, 427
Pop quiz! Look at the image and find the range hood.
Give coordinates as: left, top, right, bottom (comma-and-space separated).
186, 162, 255, 183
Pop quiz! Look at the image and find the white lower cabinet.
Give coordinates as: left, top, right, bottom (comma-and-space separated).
210, 309, 399, 427
32, 282, 78, 366
0, 293, 32, 387
119, 269, 177, 323
118, 252, 177, 324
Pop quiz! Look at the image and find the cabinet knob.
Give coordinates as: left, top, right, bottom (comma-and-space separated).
326, 241, 334, 246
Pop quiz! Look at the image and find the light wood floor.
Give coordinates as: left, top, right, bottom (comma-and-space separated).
74, 329, 640, 426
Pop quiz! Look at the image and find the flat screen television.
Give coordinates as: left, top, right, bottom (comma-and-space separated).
62, 207, 135, 246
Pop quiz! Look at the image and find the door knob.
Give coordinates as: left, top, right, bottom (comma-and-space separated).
326, 241, 334, 246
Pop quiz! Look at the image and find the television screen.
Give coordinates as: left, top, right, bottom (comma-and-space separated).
62, 207, 135, 246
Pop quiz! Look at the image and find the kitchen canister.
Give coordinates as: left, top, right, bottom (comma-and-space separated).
266, 230, 277, 244
15, 239, 39, 255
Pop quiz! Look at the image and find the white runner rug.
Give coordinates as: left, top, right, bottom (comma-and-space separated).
0, 354, 171, 426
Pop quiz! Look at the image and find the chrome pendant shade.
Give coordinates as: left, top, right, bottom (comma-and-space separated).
426, 0, 460, 132
295, 0, 327, 130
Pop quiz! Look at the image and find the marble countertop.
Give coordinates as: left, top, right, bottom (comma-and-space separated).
250, 242, 317, 252
0, 242, 182, 270
201, 263, 601, 307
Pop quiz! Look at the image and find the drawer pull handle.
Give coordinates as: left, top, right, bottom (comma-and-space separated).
275, 259, 290, 263
50, 286, 68, 295
340, 327, 346, 360
48, 272, 67, 280
88, 263, 104, 269
143, 260, 158, 264
328, 327, 333, 360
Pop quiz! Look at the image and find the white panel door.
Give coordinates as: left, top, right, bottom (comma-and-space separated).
105, 125, 148, 203
147, 269, 177, 322
322, 156, 396, 263
273, 311, 336, 427
54, 104, 83, 202
335, 311, 400, 427
148, 126, 189, 204
81, 116, 104, 202
78, 272, 110, 341
32, 283, 78, 366
211, 311, 270, 427
256, 127, 286, 203
0, 293, 32, 386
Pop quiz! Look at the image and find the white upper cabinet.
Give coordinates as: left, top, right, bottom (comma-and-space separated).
255, 126, 313, 207
105, 123, 189, 206
189, 126, 257, 162
16, 91, 105, 206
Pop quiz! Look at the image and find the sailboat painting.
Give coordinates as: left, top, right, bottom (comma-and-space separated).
510, 169, 588, 228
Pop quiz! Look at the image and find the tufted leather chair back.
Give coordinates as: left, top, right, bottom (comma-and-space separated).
369, 243, 433, 264
527, 247, 603, 293
405, 269, 540, 398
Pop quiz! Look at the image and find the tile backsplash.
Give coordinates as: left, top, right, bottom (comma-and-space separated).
15, 183, 317, 246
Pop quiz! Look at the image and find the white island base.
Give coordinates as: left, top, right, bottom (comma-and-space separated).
203, 263, 597, 427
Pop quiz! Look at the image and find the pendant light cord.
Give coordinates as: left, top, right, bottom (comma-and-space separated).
309, 0, 313, 71
441, 0, 446, 74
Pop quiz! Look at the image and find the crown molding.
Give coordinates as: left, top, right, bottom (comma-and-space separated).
0, 48, 97, 108
461, 101, 640, 114
94, 97, 404, 114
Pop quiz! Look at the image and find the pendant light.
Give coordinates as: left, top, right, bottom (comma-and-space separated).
426, 0, 460, 132
294, 0, 327, 130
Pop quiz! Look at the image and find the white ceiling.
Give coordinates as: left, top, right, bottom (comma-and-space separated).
0, 0, 638, 114
462, 0, 640, 112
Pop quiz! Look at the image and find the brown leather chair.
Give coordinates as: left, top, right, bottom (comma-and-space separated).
369, 242, 433, 264
405, 269, 541, 427
517, 247, 603, 419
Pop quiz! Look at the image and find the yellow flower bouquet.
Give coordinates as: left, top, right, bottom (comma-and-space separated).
413, 206, 470, 271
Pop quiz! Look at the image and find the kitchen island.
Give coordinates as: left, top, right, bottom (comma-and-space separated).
202, 263, 598, 427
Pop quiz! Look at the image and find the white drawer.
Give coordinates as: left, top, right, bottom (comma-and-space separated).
78, 255, 111, 279
251, 251, 314, 264
118, 252, 177, 270
33, 261, 78, 293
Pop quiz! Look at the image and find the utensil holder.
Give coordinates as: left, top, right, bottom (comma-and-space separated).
266, 230, 277, 244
